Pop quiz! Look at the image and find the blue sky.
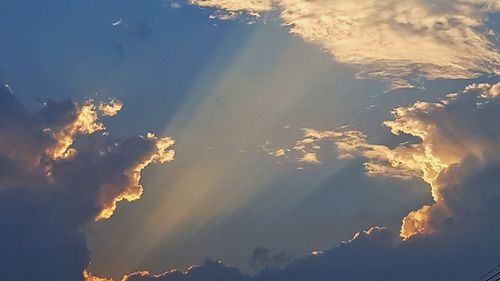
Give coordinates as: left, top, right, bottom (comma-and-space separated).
1, 1, 499, 281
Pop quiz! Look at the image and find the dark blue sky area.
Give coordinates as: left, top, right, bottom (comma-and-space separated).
0, 0, 253, 135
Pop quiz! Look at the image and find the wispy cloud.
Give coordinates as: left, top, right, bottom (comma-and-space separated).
190, 0, 273, 13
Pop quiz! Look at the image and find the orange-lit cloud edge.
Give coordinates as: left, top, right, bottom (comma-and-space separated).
8, 96, 175, 280
43, 98, 175, 221
266, 82, 500, 240
84, 267, 199, 281
55, 100, 173, 279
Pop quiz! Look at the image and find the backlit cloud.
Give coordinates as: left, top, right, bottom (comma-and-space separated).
98, 99, 124, 117
268, 82, 500, 239
191, 0, 500, 88
0, 83, 174, 281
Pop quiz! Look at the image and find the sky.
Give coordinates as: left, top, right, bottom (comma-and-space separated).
0, 1, 499, 281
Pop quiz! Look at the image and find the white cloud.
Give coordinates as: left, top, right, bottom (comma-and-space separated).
190, 0, 500, 88
190, 0, 273, 13
112, 19, 124, 27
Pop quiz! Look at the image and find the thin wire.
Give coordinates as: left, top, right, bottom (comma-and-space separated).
477, 264, 500, 281
485, 270, 500, 281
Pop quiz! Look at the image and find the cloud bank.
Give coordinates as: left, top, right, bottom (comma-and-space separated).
0, 83, 174, 281
191, 0, 500, 88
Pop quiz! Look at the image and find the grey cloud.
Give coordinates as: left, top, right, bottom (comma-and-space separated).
0, 83, 174, 281
248, 247, 291, 270
121, 260, 249, 281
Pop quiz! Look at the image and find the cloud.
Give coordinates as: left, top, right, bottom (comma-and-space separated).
88, 81, 500, 281
171, 2, 182, 9
270, 82, 500, 238
248, 247, 291, 271
98, 99, 123, 117
190, 0, 500, 88
117, 260, 248, 281
112, 19, 124, 27
84, 270, 114, 281
0, 83, 174, 281
263, 128, 357, 165
190, 0, 272, 13
251, 149, 500, 280
346, 82, 500, 238
191, 0, 271, 20
298, 152, 321, 164
96, 211, 499, 281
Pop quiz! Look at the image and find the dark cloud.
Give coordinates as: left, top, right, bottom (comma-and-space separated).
121, 260, 249, 281
248, 247, 291, 270
0, 83, 174, 281
121, 154, 500, 280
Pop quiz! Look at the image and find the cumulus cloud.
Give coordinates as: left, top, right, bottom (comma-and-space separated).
190, 0, 500, 88
342, 82, 500, 238
0, 83, 174, 281
270, 82, 500, 239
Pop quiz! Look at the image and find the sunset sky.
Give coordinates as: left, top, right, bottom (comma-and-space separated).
1, 1, 499, 281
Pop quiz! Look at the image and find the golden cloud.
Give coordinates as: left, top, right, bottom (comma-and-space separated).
268, 82, 500, 239
95, 133, 175, 220
191, 0, 500, 88
98, 99, 124, 117
0, 81, 176, 281
83, 270, 114, 281
45, 99, 105, 160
